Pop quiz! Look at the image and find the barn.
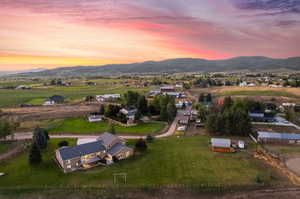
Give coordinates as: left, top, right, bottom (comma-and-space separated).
257, 131, 300, 145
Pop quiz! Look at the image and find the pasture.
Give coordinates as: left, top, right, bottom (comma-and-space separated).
0, 78, 153, 107
0, 136, 280, 188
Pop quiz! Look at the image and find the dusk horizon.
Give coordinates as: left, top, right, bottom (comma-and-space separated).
1, 0, 300, 71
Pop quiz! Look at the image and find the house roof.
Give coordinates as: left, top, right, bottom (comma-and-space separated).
97, 132, 121, 148
211, 138, 231, 148
108, 143, 133, 156
58, 141, 105, 160
49, 95, 64, 102
258, 131, 300, 140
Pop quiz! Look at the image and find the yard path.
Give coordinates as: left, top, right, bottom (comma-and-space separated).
11, 109, 187, 141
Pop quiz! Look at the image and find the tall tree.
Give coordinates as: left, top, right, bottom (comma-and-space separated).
167, 102, 177, 122
285, 107, 298, 124
99, 104, 105, 115
198, 93, 205, 102
137, 96, 148, 114
29, 142, 42, 165
0, 120, 14, 140
107, 122, 116, 135
206, 93, 212, 102
124, 91, 140, 107
32, 127, 48, 149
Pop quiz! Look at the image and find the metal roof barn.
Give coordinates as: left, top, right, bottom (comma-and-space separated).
258, 132, 300, 140
211, 138, 231, 148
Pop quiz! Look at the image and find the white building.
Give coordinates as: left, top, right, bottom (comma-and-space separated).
96, 94, 121, 102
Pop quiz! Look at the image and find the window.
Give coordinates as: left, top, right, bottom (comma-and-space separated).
67, 165, 71, 169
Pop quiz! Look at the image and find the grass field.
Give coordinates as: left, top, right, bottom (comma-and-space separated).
48, 117, 166, 135
0, 143, 14, 154
0, 80, 153, 107
0, 136, 278, 187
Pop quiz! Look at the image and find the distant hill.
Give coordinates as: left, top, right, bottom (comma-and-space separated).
0, 68, 45, 76
14, 56, 300, 77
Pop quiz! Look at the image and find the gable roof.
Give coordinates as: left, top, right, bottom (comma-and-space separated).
97, 132, 121, 148
108, 143, 133, 156
58, 141, 105, 160
49, 95, 64, 102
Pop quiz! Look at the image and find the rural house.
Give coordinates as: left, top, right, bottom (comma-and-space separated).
96, 94, 121, 102
120, 106, 138, 123
56, 133, 133, 173
43, 95, 64, 105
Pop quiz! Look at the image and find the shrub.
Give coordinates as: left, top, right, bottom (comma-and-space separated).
135, 139, 147, 152
58, 141, 69, 147
146, 134, 154, 143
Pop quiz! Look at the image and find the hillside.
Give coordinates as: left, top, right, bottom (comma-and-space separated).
15, 56, 300, 77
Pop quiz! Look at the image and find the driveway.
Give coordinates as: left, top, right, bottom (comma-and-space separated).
11, 110, 186, 141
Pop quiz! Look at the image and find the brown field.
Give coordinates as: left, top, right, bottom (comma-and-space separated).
190, 86, 300, 97
190, 86, 300, 104
0, 102, 100, 122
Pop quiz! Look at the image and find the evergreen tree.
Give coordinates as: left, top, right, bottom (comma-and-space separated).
135, 110, 142, 121
137, 96, 148, 114
285, 107, 298, 124
32, 127, 48, 149
198, 93, 205, 102
167, 102, 177, 122
107, 122, 116, 135
206, 93, 212, 102
0, 120, 14, 140
99, 104, 105, 115
124, 91, 140, 107
135, 139, 147, 152
29, 142, 42, 165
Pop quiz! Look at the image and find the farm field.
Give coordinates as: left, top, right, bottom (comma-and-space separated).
48, 117, 166, 135
0, 78, 153, 107
0, 136, 281, 188
190, 86, 300, 99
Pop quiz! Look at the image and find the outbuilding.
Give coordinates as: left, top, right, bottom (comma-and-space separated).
257, 131, 300, 145
211, 138, 235, 153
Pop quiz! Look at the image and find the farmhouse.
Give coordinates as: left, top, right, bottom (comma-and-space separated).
257, 131, 300, 145
96, 94, 121, 102
88, 114, 102, 122
56, 133, 133, 173
160, 86, 175, 93
120, 106, 138, 123
43, 95, 64, 105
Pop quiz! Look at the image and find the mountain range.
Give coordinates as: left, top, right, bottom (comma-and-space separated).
11, 56, 300, 77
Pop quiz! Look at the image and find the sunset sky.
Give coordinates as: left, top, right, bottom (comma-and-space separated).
0, 0, 300, 71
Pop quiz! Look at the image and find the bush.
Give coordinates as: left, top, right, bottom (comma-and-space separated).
135, 139, 147, 152
146, 134, 154, 143
255, 173, 273, 185
58, 141, 69, 147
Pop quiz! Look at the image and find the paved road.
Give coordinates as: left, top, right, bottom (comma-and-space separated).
11, 109, 187, 141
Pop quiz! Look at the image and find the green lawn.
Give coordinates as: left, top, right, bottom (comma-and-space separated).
0, 136, 277, 188
0, 143, 14, 154
223, 90, 299, 98
0, 84, 152, 107
48, 117, 166, 135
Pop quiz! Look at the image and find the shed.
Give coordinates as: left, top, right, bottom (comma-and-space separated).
211, 138, 231, 148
